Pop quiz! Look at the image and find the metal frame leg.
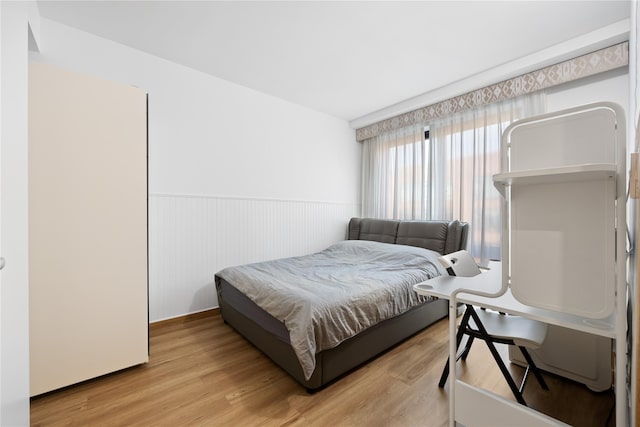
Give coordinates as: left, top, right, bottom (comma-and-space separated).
438, 305, 474, 388
518, 346, 549, 391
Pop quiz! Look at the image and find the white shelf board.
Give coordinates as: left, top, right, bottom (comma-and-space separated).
455, 381, 569, 427
463, 290, 618, 339
492, 163, 617, 196
413, 263, 618, 338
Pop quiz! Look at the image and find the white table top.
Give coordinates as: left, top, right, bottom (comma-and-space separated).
413, 262, 617, 338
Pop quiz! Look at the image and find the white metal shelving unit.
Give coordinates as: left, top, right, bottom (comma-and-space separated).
491, 102, 627, 426
415, 102, 628, 426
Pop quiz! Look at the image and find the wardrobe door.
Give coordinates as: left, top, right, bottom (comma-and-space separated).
29, 62, 148, 396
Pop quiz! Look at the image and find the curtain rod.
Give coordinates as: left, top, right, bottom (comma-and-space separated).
355, 42, 629, 142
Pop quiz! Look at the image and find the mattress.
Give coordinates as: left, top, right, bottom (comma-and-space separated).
215, 217, 469, 389
216, 240, 446, 380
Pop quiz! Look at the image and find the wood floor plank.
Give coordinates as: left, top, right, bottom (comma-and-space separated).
31, 312, 614, 426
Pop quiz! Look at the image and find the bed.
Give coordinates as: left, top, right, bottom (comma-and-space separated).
214, 217, 469, 391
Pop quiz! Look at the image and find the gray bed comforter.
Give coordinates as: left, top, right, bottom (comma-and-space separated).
215, 240, 446, 380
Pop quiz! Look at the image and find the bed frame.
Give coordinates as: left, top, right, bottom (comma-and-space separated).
216, 217, 469, 391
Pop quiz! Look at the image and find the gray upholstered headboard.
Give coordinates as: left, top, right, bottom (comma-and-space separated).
347, 217, 469, 255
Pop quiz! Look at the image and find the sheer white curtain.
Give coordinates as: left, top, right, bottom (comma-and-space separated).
361, 93, 546, 264
361, 122, 427, 219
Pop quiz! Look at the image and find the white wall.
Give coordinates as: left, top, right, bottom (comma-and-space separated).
1, 2, 36, 425
32, 18, 361, 322
546, 68, 629, 115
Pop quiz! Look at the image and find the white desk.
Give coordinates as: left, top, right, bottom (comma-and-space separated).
414, 262, 625, 427
414, 263, 617, 339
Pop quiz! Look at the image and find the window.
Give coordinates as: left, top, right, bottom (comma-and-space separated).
362, 94, 545, 265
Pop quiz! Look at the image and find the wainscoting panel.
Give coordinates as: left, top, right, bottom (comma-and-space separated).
149, 194, 360, 322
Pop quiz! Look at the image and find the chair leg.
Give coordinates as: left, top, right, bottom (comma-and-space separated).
483, 339, 527, 405
437, 307, 546, 408
518, 346, 549, 391
459, 336, 474, 361
438, 335, 476, 387
438, 359, 450, 388
438, 306, 474, 388
467, 309, 527, 406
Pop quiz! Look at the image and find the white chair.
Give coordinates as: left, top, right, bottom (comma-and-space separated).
437, 251, 549, 406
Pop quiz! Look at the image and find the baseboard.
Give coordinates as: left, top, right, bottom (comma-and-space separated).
149, 308, 220, 332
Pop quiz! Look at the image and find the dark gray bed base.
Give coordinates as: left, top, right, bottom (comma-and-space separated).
215, 217, 468, 391
218, 279, 447, 390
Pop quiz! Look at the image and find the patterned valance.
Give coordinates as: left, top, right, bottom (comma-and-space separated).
355, 42, 629, 141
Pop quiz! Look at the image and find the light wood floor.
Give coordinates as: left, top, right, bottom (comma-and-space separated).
31, 311, 615, 426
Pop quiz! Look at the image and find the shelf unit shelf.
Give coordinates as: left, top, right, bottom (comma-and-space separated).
493, 163, 617, 196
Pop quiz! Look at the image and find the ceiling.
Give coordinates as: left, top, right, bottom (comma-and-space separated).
36, 1, 631, 123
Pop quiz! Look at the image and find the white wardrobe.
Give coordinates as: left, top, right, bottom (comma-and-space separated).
29, 62, 149, 396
